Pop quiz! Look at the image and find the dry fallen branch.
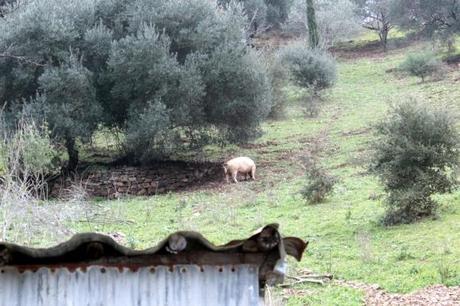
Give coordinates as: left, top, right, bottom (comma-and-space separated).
280, 270, 334, 287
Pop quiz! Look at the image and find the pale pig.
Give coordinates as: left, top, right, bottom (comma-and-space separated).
223, 157, 256, 183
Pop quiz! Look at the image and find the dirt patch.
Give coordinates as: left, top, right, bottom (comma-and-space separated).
331, 37, 414, 60
239, 140, 279, 149
443, 54, 460, 66
336, 280, 460, 306
341, 127, 372, 137
251, 29, 299, 50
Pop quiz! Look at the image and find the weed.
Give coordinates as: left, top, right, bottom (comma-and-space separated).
436, 260, 458, 285
356, 231, 373, 263
396, 245, 415, 261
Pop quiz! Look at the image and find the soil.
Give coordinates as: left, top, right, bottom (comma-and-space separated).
330, 37, 414, 60
336, 280, 460, 306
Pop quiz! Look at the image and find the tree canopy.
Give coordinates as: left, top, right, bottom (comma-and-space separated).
391, 0, 460, 40
0, 0, 273, 168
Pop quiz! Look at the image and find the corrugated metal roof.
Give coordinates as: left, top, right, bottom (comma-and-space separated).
0, 265, 260, 306
0, 224, 307, 306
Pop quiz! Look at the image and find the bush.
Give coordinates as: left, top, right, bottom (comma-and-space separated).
279, 43, 337, 91
371, 101, 459, 225
300, 156, 336, 203
0, 113, 58, 179
399, 52, 442, 82
218, 0, 267, 33
0, 112, 92, 244
277, 43, 336, 116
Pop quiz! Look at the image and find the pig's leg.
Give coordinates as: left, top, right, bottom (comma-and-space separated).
232, 171, 238, 183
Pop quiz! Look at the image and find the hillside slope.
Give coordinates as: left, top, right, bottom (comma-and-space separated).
71, 41, 460, 305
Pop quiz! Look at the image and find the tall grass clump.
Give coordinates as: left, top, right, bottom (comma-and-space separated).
0, 113, 93, 245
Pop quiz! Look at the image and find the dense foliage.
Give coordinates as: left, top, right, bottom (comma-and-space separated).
391, 0, 460, 41
279, 43, 337, 90
371, 102, 459, 225
0, 0, 273, 167
277, 43, 336, 116
218, 0, 291, 31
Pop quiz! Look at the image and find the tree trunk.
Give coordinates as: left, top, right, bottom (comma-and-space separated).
65, 136, 79, 173
380, 27, 388, 52
306, 0, 319, 48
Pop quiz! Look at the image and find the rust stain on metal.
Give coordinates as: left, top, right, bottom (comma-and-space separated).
0, 224, 308, 306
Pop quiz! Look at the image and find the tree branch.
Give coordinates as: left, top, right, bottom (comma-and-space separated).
0, 53, 45, 67
362, 24, 380, 31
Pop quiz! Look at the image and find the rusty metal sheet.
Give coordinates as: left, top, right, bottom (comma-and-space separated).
0, 265, 260, 306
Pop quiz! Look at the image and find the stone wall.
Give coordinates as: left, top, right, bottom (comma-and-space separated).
49, 161, 222, 198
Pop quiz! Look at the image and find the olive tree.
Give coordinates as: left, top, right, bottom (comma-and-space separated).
353, 0, 396, 52
0, 0, 273, 168
391, 0, 460, 50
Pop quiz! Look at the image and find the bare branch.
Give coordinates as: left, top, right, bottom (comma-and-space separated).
0, 52, 45, 67
362, 24, 380, 31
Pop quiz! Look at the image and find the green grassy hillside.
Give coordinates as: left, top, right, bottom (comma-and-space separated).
71, 41, 460, 305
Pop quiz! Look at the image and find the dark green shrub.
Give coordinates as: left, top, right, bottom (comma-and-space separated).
300, 156, 336, 203
200, 44, 272, 144
301, 166, 336, 203
124, 101, 173, 162
221, 0, 291, 29
279, 43, 337, 91
399, 52, 442, 82
218, 0, 267, 33
39, 56, 102, 170
277, 43, 336, 116
265, 0, 290, 28
371, 102, 459, 225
